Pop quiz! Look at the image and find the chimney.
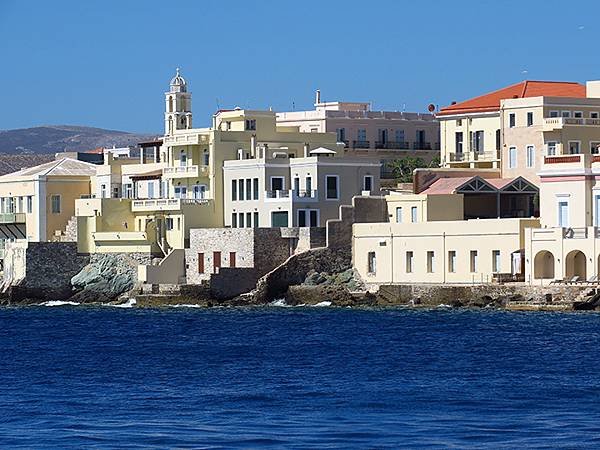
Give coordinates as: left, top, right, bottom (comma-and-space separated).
250, 134, 257, 157
303, 143, 309, 158
315, 89, 321, 105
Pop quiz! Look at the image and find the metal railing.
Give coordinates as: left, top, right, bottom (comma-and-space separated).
265, 190, 290, 199
413, 141, 432, 150
352, 140, 370, 149
375, 141, 410, 150
292, 189, 318, 199
563, 227, 588, 239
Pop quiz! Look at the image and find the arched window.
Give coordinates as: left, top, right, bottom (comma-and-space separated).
168, 96, 173, 112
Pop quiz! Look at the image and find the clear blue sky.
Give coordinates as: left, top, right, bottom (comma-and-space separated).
1, 0, 598, 133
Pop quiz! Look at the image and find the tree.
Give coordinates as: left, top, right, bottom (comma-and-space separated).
387, 156, 439, 183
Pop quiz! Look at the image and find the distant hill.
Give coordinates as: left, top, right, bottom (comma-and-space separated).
0, 125, 158, 154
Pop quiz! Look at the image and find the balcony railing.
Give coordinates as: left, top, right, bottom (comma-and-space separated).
292, 189, 318, 199
342, 140, 349, 148
563, 227, 588, 239
449, 151, 500, 162
352, 140, 370, 149
375, 141, 410, 150
266, 190, 291, 199
0, 213, 26, 224
163, 165, 206, 178
91, 231, 149, 241
543, 117, 600, 131
413, 142, 432, 150
544, 154, 582, 164
131, 198, 209, 212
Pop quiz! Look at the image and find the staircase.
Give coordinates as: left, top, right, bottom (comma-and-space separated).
62, 216, 78, 242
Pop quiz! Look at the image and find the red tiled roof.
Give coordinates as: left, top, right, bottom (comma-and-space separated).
437, 81, 586, 116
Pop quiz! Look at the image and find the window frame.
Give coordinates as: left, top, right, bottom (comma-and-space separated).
51, 194, 61, 214
325, 175, 339, 200
526, 145, 535, 168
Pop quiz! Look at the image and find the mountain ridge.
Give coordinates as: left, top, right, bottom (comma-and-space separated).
0, 125, 159, 154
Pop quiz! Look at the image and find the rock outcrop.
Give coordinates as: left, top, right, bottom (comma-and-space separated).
70, 254, 141, 303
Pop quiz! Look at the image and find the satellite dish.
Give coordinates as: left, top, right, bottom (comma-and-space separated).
427, 103, 436, 112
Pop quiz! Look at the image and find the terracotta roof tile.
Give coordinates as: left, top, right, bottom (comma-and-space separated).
438, 81, 586, 116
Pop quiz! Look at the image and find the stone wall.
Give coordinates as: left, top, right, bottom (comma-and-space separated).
326, 196, 388, 250
3, 241, 90, 302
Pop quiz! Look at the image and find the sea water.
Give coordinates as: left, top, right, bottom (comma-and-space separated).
1, 306, 600, 448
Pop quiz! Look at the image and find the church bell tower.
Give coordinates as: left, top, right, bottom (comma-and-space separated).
164, 68, 192, 135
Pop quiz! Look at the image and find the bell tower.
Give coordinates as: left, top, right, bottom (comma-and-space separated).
164, 68, 192, 135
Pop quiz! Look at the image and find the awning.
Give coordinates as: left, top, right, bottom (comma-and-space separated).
130, 169, 163, 181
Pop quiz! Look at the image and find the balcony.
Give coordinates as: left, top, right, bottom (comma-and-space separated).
0, 213, 26, 224
375, 141, 410, 150
293, 189, 318, 201
131, 198, 209, 212
448, 150, 500, 163
543, 153, 590, 170
543, 117, 600, 131
265, 190, 291, 200
413, 142, 432, 150
91, 231, 149, 242
163, 165, 208, 179
352, 140, 370, 149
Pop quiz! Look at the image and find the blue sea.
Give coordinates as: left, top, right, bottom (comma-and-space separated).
1, 306, 600, 448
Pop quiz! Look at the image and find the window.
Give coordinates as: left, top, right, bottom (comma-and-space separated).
17, 197, 23, 213
231, 213, 237, 228
448, 251, 456, 273
508, 147, 517, 169
456, 119, 462, 127
455, 132, 463, 153
336, 128, 346, 142
591, 142, 600, 154
395, 207, 402, 223
270, 177, 284, 192
470, 250, 478, 272
406, 251, 413, 273
124, 183, 133, 199
253, 178, 259, 200
166, 218, 174, 230
231, 180, 237, 201
246, 179, 252, 201
203, 151, 209, 165
100, 184, 107, 198
245, 119, 256, 130
526, 145, 535, 168
192, 184, 206, 199
492, 250, 501, 273
367, 252, 376, 274
363, 175, 373, 192
294, 177, 300, 195
527, 112, 534, 126
427, 251, 435, 273
174, 186, 187, 199
495, 129, 501, 151
509, 113, 515, 128
246, 212, 252, 228
198, 253, 204, 273
547, 141, 557, 156
26, 196, 32, 214
411, 206, 417, 223
357, 129, 367, 142
177, 217, 181, 230
395, 129, 405, 143
591, 112, 599, 119
472, 130, 484, 153
271, 211, 289, 227
558, 200, 569, 227
574, 111, 583, 118
253, 212, 259, 228
549, 110, 559, 118
112, 187, 120, 198
148, 182, 155, 199
326, 175, 339, 199
568, 141, 581, 154
180, 151, 187, 166
306, 176, 312, 193
378, 129, 388, 145
230, 252, 236, 268
561, 111, 571, 118
238, 179, 245, 199
51, 195, 61, 214
238, 212, 245, 228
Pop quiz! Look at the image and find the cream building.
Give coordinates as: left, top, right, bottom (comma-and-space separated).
525, 150, 600, 283
438, 80, 587, 182
276, 91, 439, 177
0, 158, 96, 251
354, 218, 539, 285
223, 147, 380, 228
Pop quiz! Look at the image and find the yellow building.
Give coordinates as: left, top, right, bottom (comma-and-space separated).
0, 158, 96, 248
438, 80, 587, 183
76, 69, 343, 255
